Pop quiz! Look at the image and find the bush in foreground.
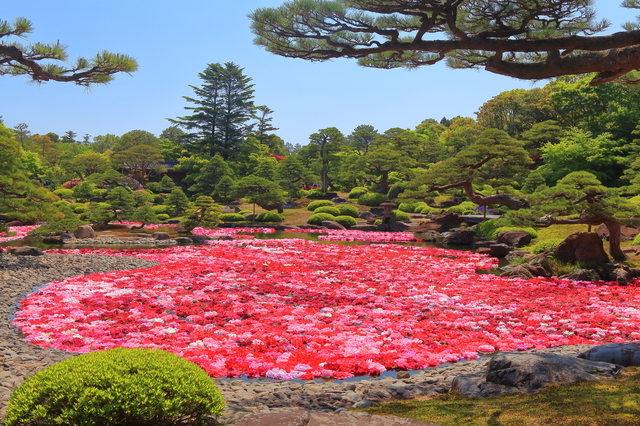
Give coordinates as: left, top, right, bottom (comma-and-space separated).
5, 348, 225, 426
307, 212, 336, 225
255, 212, 284, 222
357, 192, 388, 206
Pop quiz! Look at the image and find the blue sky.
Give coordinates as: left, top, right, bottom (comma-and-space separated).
1, 1, 633, 146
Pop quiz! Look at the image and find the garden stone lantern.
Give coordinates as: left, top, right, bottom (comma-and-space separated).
380, 200, 397, 225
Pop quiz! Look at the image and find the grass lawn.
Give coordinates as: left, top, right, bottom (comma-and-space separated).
361, 367, 640, 426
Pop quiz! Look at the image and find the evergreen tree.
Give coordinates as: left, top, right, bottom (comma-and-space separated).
171, 62, 255, 160
0, 123, 58, 222
165, 188, 190, 217
105, 187, 135, 222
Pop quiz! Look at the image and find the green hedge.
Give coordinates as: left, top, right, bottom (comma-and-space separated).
314, 206, 341, 216
220, 213, 245, 222
307, 212, 336, 225
348, 187, 368, 199
334, 215, 357, 228
255, 212, 284, 222
336, 204, 359, 218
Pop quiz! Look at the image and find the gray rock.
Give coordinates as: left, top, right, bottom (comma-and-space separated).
577, 342, 640, 367
604, 263, 634, 285
486, 352, 623, 392
321, 220, 347, 230
174, 237, 193, 244
559, 268, 602, 282
443, 229, 475, 246
7, 246, 44, 256
150, 232, 171, 240
190, 234, 211, 244
350, 225, 378, 231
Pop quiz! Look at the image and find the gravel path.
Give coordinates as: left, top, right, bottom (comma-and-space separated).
0, 251, 595, 425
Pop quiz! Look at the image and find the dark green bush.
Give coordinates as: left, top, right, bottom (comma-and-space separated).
336, 204, 359, 218
398, 202, 427, 213
151, 204, 170, 215
255, 212, 284, 222
156, 213, 170, 222
220, 213, 245, 222
334, 215, 357, 228
307, 200, 335, 211
357, 192, 388, 207
313, 206, 341, 216
307, 212, 336, 225
348, 187, 368, 199
4, 348, 225, 426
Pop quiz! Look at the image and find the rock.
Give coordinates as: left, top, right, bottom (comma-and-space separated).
442, 229, 475, 246
150, 232, 171, 241
7, 246, 44, 256
396, 371, 411, 380
489, 243, 511, 258
73, 225, 96, 239
350, 225, 378, 231
331, 197, 349, 204
450, 372, 517, 398
190, 234, 211, 244
577, 342, 640, 367
476, 247, 492, 255
604, 263, 634, 285
221, 206, 239, 214
391, 222, 415, 232
496, 230, 531, 248
500, 265, 534, 279
321, 220, 347, 230
485, 353, 623, 392
174, 237, 193, 244
431, 211, 460, 231
358, 211, 375, 220
555, 232, 609, 264
559, 269, 602, 282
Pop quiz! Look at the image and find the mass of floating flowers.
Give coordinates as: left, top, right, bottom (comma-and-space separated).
0, 225, 40, 243
15, 237, 640, 380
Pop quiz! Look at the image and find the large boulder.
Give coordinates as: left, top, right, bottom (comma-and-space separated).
74, 225, 96, 239
555, 232, 609, 264
559, 268, 602, 282
485, 353, 622, 392
489, 243, 511, 258
577, 342, 640, 367
596, 224, 640, 241
496, 230, 531, 248
443, 229, 476, 246
321, 220, 347, 230
604, 263, 634, 285
452, 352, 623, 398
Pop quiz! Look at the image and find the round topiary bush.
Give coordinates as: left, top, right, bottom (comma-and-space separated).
348, 187, 368, 199
334, 215, 357, 228
4, 348, 225, 426
306, 188, 327, 199
238, 209, 253, 215
53, 188, 74, 199
357, 192, 388, 207
336, 204, 359, 218
398, 202, 427, 213
255, 212, 284, 222
220, 213, 245, 222
307, 200, 335, 211
307, 212, 336, 225
156, 213, 170, 222
391, 210, 411, 223
313, 206, 341, 216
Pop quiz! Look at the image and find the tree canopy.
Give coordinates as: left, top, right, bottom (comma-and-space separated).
1, 17, 138, 85
250, 0, 640, 85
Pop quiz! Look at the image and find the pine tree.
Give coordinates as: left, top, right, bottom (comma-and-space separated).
171, 62, 255, 160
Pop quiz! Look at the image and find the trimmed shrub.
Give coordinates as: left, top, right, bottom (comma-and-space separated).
255, 212, 284, 222
632, 233, 640, 246
157, 213, 170, 222
306, 188, 327, 199
307, 200, 335, 211
398, 202, 427, 213
72, 204, 88, 214
238, 209, 253, 215
334, 215, 357, 228
348, 187, 368, 199
357, 192, 388, 207
532, 238, 565, 254
447, 205, 467, 214
336, 204, 359, 218
4, 348, 225, 426
53, 188, 74, 199
220, 213, 245, 222
307, 212, 336, 225
313, 206, 341, 216
391, 210, 411, 223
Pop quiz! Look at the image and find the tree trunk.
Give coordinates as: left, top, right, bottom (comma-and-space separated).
604, 220, 626, 261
